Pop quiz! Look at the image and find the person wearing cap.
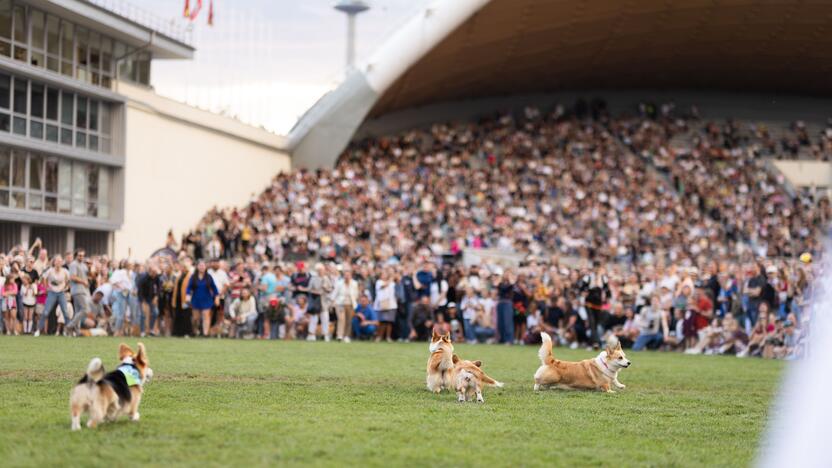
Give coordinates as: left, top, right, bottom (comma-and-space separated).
291, 262, 310, 298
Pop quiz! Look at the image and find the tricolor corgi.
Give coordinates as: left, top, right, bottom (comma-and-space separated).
534, 333, 630, 392
69, 343, 153, 430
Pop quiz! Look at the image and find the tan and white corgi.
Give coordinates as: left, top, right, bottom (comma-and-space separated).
426, 330, 455, 393
534, 333, 630, 393
452, 355, 504, 403
69, 343, 153, 430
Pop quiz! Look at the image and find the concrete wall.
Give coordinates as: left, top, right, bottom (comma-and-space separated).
113, 82, 290, 259
773, 160, 832, 189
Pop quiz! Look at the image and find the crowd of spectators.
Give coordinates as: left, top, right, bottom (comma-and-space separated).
0, 101, 828, 361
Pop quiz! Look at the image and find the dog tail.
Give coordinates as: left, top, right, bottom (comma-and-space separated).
85, 357, 105, 383
480, 373, 504, 388
539, 332, 555, 366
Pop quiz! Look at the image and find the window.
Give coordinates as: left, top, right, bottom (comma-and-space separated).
0, 72, 112, 153
97, 168, 109, 218
29, 8, 43, 67
60, 21, 72, 77
45, 87, 57, 120
28, 152, 41, 209
0, 147, 8, 206
87, 165, 98, 216
11, 3, 24, 61
0, 0, 10, 57
57, 158, 69, 213
44, 157, 56, 212
60, 91, 72, 125
30, 83, 43, 117
10, 148, 24, 208
89, 100, 98, 131
75, 26, 87, 82
76, 96, 86, 129
70, 160, 86, 216
12, 77, 24, 113
0, 73, 9, 108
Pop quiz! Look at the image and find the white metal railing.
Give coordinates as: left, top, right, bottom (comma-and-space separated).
86, 0, 194, 46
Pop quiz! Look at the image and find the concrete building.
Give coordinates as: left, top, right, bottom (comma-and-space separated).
0, 0, 290, 259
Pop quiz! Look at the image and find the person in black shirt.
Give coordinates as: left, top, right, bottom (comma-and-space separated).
496, 271, 515, 344
137, 267, 162, 337
577, 262, 610, 349
543, 296, 566, 337
291, 262, 310, 298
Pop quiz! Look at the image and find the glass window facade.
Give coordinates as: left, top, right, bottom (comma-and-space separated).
0, 71, 113, 153
0, 1, 151, 87
0, 146, 111, 218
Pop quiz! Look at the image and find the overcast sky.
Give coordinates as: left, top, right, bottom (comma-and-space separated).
130, 0, 430, 134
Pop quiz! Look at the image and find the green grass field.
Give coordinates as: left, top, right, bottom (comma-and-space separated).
0, 337, 783, 467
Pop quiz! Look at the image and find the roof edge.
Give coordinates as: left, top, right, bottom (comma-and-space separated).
287, 0, 489, 156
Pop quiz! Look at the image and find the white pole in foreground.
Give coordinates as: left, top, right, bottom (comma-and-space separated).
760, 235, 831, 467
334, 0, 370, 72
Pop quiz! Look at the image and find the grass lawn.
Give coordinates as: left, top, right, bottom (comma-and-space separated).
0, 337, 783, 467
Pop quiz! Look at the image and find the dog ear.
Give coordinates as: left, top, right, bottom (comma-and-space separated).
615, 340, 623, 351
135, 342, 148, 367
443, 332, 452, 342
431, 328, 439, 340
118, 343, 133, 360
472, 360, 482, 367
605, 344, 614, 357
452, 354, 460, 364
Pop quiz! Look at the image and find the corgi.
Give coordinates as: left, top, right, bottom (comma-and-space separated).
426, 329, 455, 393
69, 343, 153, 430
534, 333, 630, 393
452, 355, 504, 403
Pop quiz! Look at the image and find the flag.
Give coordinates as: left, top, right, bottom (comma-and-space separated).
189, 0, 203, 21
208, 0, 214, 26
183, 0, 190, 17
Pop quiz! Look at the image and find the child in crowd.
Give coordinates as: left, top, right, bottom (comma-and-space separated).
3, 273, 18, 335
21, 274, 36, 334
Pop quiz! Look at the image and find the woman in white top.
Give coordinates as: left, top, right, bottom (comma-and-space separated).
374, 268, 397, 342
333, 269, 359, 342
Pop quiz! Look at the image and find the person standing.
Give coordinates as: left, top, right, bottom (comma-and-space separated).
373, 268, 397, 342
35, 256, 70, 336
68, 249, 92, 334
305, 264, 329, 341
333, 267, 359, 342
186, 260, 219, 337
172, 259, 194, 337
496, 270, 515, 344
578, 262, 611, 349
109, 260, 132, 337
137, 266, 162, 337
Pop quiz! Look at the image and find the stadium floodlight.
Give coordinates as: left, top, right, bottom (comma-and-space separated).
334, 0, 370, 72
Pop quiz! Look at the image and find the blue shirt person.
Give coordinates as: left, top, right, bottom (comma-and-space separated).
352, 295, 379, 339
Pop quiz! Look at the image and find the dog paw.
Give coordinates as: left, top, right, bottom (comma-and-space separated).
130, 413, 140, 422
533, 384, 540, 392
